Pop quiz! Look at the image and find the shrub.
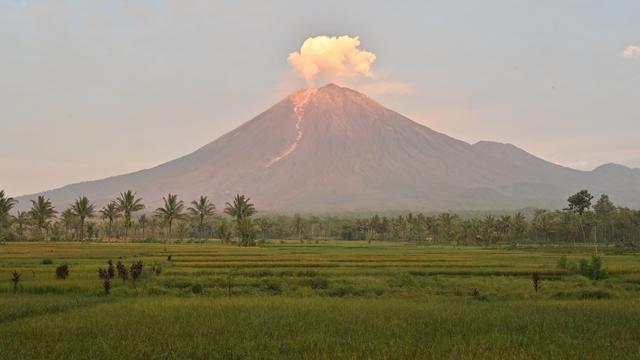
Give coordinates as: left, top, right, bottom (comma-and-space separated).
308, 277, 329, 290
557, 255, 568, 269
55, 264, 69, 280
152, 263, 162, 276
191, 283, 204, 294
130, 260, 144, 283
41, 259, 54, 265
107, 259, 115, 279
557, 255, 576, 271
578, 256, 608, 280
262, 279, 283, 294
116, 261, 128, 281
532, 271, 541, 293
471, 288, 489, 301
11, 271, 21, 292
98, 260, 115, 295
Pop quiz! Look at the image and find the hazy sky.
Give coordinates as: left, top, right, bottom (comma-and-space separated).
1, 0, 639, 196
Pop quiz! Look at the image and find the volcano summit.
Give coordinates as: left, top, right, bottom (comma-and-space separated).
16, 84, 640, 212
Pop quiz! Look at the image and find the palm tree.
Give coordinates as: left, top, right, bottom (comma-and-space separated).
497, 215, 512, 241
155, 193, 186, 240
0, 190, 17, 241
115, 191, 145, 240
138, 214, 148, 239
12, 210, 30, 240
224, 195, 256, 246
292, 214, 305, 240
100, 202, 121, 240
188, 196, 216, 239
255, 217, 272, 241
224, 195, 256, 223
0, 190, 17, 234
70, 196, 95, 242
29, 196, 57, 241
60, 208, 77, 240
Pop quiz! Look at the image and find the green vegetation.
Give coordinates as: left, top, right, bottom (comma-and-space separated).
2, 189, 639, 248
1, 189, 640, 357
0, 242, 640, 358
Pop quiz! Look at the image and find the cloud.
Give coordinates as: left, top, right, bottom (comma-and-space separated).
622, 45, 640, 59
288, 35, 376, 84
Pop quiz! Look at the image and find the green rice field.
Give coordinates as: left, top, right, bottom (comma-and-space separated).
1, 241, 639, 359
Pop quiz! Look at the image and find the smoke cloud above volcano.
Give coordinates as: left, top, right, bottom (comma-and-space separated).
288, 35, 376, 84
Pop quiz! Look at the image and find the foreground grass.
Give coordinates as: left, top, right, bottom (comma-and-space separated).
2, 297, 639, 359
1, 241, 639, 359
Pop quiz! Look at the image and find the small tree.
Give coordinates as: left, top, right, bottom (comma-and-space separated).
130, 260, 144, 284
116, 261, 128, 281
532, 271, 541, 293
55, 264, 69, 279
98, 260, 115, 295
11, 271, 21, 292
566, 190, 594, 244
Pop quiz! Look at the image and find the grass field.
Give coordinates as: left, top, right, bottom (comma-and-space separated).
1, 241, 640, 359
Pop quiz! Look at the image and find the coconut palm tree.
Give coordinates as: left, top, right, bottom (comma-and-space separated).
29, 196, 57, 241
224, 195, 256, 223
60, 209, 77, 240
188, 196, 216, 239
155, 193, 186, 240
70, 196, 95, 242
224, 195, 256, 246
100, 202, 121, 240
138, 214, 148, 239
115, 191, 145, 241
292, 214, 305, 241
0, 190, 17, 239
11, 211, 30, 240
0, 190, 16, 223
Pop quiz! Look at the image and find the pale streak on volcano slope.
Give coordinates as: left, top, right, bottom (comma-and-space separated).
266, 88, 318, 168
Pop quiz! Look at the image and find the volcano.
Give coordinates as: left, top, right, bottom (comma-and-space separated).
16, 84, 640, 212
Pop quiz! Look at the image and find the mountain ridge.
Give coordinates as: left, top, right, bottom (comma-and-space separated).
14, 84, 640, 212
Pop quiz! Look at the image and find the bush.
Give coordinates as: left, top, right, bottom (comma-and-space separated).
11, 271, 21, 292
262, 279, 283, 294
116, 261, 128, 281
532, 271, 541, 293
130, 261, 144, 283
41, 259, 54, 265
152, 263, 162, 276
55, 264, 69, 280
578, 256, 608, 280
558, 255, 607, 280
308, 277, 329, 290
557, 255, 576, 271
98, 261, 115, 295
191, 283, 204, 295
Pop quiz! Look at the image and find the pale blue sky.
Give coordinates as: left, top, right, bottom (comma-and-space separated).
1, 0, 639, 196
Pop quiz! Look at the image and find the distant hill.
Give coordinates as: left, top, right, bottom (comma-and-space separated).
15, 84, 640, 212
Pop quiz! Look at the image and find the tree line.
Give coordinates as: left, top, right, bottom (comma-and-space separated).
0, 189, 639, 246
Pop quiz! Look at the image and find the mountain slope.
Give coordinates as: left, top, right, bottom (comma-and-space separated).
15, 84, 640, 212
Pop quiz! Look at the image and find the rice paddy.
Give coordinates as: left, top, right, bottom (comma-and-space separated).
1, 241, 640, 359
